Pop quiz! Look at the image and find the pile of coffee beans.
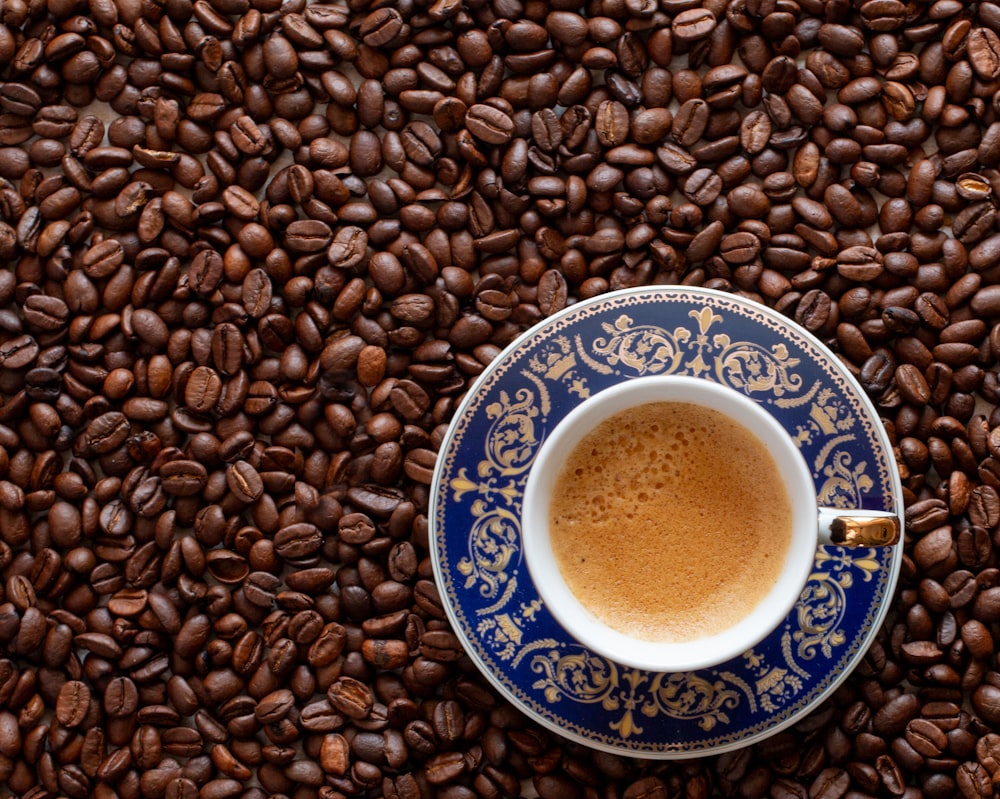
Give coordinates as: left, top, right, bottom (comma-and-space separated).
4, 0, 1000, 795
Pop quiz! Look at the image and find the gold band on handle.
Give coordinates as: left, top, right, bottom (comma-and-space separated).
829, 516, 901, 547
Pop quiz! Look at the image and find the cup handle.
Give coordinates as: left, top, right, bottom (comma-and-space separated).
818, 508, 901, 547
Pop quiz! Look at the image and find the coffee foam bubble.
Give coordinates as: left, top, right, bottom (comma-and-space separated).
549, 402, 793, 643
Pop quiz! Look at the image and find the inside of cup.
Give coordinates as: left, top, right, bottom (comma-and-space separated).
522, 375, 818, 673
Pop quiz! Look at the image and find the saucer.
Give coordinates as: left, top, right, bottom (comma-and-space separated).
430, 287, 903, 758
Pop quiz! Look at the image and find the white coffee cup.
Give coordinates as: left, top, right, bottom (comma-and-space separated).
521, 375, 899, 673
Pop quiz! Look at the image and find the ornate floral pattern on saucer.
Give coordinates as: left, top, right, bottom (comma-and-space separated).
431, 287, 903, 757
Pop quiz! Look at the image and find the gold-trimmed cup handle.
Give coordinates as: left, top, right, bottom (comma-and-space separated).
819, 509, 901, 547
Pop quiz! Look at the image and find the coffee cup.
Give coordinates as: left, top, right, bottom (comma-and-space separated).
521, 375, 900, 673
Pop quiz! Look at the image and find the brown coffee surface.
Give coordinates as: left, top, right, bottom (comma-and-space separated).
550, 401, 794, 642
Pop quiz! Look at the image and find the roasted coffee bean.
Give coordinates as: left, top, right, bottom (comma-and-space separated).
160, 461, 208, 496
957, 761, 991, 799
905, 717, 948, 757
226, 461, 263, 503
874, 693, 920, 736
969, 29, 1000, 80
673, 9, 717, 41
328, 676, 374, 719
55, 680, 91, 727
465, 105, 514, 145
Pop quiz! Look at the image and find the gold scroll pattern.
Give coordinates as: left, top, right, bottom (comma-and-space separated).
530, 650, 652, 738
453, 387, 539, 603
452, 337, 595, 617
454, 501, 520, 602
790, 386, 875, 510
446, 303, 886, 735
791, 548, 882, 663
583, 307, 805, 398
524, 335, 593, 406
644, 672, 744, 731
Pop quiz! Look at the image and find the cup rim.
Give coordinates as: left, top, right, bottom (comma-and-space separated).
521, 374, 817, 672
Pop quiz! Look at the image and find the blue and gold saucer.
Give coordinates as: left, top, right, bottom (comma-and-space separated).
430, 287, 903, 757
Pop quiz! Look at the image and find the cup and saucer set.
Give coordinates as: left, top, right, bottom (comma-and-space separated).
430, 286, 904, 758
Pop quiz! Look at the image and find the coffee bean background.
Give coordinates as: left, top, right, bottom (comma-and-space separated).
3, 0, 1000, 796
